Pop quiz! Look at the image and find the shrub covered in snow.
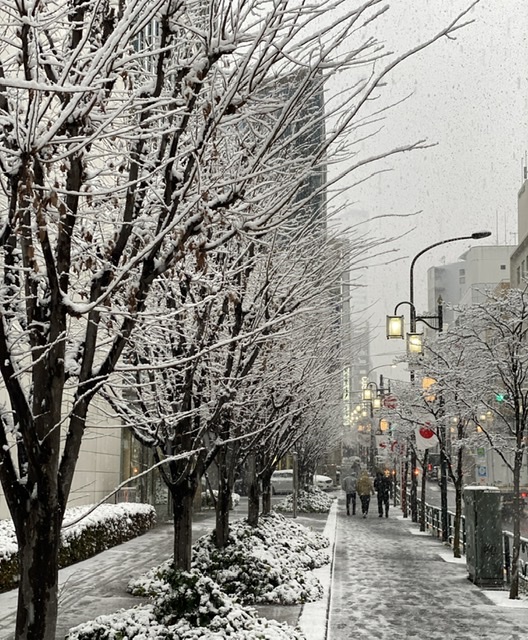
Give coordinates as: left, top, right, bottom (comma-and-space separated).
67, 569, 306, 640
59, 503, 156, 567
0, 503, 156, 592
192, 513, 329, 604
68, 513, 328, 638
130, 512, 329, 606
274, 487, 335, 513
0, 519, 18, 592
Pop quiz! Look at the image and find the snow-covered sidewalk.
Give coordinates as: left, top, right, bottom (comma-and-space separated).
0, 504, 333, 639
0, 511, 226, 639
328, 495, 528, 640
5, 493, 523, 640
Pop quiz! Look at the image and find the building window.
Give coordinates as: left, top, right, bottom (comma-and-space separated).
500, 264, 506, 270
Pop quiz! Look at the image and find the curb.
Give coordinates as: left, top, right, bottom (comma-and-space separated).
298, 498, 338, 640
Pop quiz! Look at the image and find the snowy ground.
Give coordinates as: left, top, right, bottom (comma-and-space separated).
2, 493, 527, 639
328, 499, 528, 640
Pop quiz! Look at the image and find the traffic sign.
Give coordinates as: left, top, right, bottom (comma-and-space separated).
383, 394, 397, 409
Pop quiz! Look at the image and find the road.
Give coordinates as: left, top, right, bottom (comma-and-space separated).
421, 480, 528, 537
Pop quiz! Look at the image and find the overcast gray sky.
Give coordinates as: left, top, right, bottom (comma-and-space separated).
333, 0, 528, 372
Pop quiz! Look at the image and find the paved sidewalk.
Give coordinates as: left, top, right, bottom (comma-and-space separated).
328, 494, 528, 640
0, 503, 331, 639
2, 493, 527, 639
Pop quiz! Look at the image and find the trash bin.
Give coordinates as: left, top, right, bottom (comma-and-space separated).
464, 486, 503, 588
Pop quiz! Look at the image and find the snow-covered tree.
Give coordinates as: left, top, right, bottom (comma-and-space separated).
438, 288, 528, 597
419, 329, 485, 558
0, 0, 480, 637
381, 380, 426, 522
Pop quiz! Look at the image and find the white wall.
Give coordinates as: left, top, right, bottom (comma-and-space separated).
0, 399, 122, 521
456, 245, 512, 307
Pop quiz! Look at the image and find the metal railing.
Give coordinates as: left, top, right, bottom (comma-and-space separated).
394, 485, 528, 590
416, 497, 466, 553
503, 530, 528, 589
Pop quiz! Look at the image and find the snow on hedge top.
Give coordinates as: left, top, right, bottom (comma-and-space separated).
0, 502, 155, 558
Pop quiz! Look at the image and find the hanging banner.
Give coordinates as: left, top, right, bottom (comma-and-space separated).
415, 423, 439, 451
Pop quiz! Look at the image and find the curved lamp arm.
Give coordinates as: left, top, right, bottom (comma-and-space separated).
409, 231, 491, 308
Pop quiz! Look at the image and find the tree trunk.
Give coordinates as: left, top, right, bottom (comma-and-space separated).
215, 450, 232, 548
15, 500, 62, 640
402, 458, 408, 518
261, 470, 273, 514
452, 449, 464, 558
410, 448, 418, 522
509, 446, 523, 599
453, 477, 463, 558
419, 450, 428, 532
247, 453, 259, 527
170, 482, 196, 571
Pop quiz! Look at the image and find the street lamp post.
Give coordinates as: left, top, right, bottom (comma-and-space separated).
361, 379, 390, 472
386, 231, 491, 538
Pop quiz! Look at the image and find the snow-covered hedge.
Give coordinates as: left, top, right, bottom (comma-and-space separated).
129, 512, 329, 606
274, 487, 335, 513
0, 502, 156, 592
68, 513, 330, 640
67, 570, 306, 639
67, 512, 329, 639
191, 512, 329, 605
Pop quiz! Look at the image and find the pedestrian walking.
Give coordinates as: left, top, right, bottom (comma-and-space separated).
356, 470, 374, 518
341, 473, 357, 515
374, 470, 391, 518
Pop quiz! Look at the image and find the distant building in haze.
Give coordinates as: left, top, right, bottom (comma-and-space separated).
510, 176, 528, 287
427, 245, 513, 327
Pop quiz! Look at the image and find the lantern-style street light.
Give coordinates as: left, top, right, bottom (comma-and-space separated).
386, 231, 491, 352
386, 230, 491, 537
361, 378, 391, 470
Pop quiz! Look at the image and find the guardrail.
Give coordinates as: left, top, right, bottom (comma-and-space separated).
416, 497, 466, 553
394, 486, 528, 591
503, 530, 528, 589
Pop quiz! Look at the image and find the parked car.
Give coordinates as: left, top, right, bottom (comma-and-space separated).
271, 470, 334, 494
315, 474, 333, 491
271, 469, 294, 494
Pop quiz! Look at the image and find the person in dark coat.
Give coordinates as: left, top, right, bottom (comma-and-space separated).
374, 470, 391, 518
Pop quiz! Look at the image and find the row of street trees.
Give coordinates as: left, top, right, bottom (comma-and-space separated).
104, 224, 351, 567
385, 287, 528, 599
0, 0, 479, 638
